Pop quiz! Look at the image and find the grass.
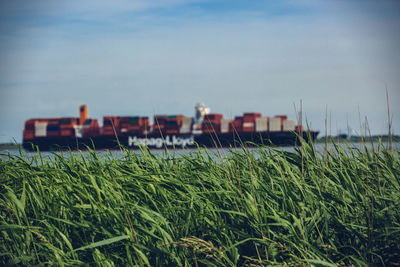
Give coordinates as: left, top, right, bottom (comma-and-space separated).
0, 139, 399, 266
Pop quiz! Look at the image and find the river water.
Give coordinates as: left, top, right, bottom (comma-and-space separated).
1, 142, 398, 160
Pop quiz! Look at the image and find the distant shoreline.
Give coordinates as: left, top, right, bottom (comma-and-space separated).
315, 135, 400, 143
0, 143, 22, 150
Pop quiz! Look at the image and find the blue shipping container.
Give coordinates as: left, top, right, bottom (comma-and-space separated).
47, 125, 59, 131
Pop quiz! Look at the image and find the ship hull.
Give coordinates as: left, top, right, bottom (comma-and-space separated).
22, 131, 319, 151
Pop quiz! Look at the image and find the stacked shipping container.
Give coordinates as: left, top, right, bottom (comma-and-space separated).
220, 119, 231, 133
202, 114, 223, 134
243, 113, 261, 132
60, 118, 77, 137
255, 117, 269, 132
102, 116, 119, 136
83, 119, 100, 137
23, 105, 305, 149
46, 120, 59, 137
118, 116, 149, 135
229, 116, 243, 133
165, 115, 183, 134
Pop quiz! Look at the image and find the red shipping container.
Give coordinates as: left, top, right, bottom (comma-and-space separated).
204, 113, 223, 122
165, 128, 180, 134
60, 129, 74, 137
23, 130, 34, 140
102, 129, 116, 136
23, 119, 37, 139
83, 119, 100, 137
142, 117, 150, 129
243, 113, 261, 122
229, 118, 243, 133
120, 116, 150, 135
59, 118, 77, 137
274, 115, 287, 131
242, 113, 261, 132
103, 116, 119, 135
165, 115, 183, 134
153, 115, 167, 134
242, 123, 255, 132
202, 122, 221, 133
202, 113, 223, 133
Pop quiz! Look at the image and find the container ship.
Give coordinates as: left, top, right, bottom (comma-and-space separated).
22, 104, 319, 151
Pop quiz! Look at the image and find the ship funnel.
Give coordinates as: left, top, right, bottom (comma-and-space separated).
79, 105, 88, 125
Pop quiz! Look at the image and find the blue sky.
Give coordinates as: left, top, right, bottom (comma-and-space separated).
1, 0, 400, 143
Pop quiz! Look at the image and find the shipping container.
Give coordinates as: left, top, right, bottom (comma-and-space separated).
220, 119, 232, 133
165, 115, 184, 134
122, 116, 150, 135
202, 113, 223, 133
269, 117, 281, 132
24, 120, 36, 131
283, 119, 295, 131
140, 117, 150, 135
229, 117, 243, 133
103, 116, 118, 126
119, 116, 136, 133
47, 124, 60, 137
243, 113, 262, 122
180, 117, 193, 134
35, 122, 48, 137
59, 118, 77, 125
47, 125, 59, 131
204, 114, 223, 121
255, 117, 269, 132
61, 129, 75, 137
275, 115, 288, 121
23, 130, 35, 140
274, 115, 287, 131
202, 122, 221, 133
243, 113, 261, 132
102, 116, 119, 136
153, 115, 167, 134
59, 117, 78, 137
83, 119, 100, 137
242, 122, 255, 132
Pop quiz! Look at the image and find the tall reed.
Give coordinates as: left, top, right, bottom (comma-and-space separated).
0, 138, 399, 266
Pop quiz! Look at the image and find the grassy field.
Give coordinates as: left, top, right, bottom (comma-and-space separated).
1, 140, 399, 266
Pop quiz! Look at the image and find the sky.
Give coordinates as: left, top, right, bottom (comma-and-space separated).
1, 0, 399, 143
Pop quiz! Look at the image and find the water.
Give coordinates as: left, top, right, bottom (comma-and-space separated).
1, 142, 398, 160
